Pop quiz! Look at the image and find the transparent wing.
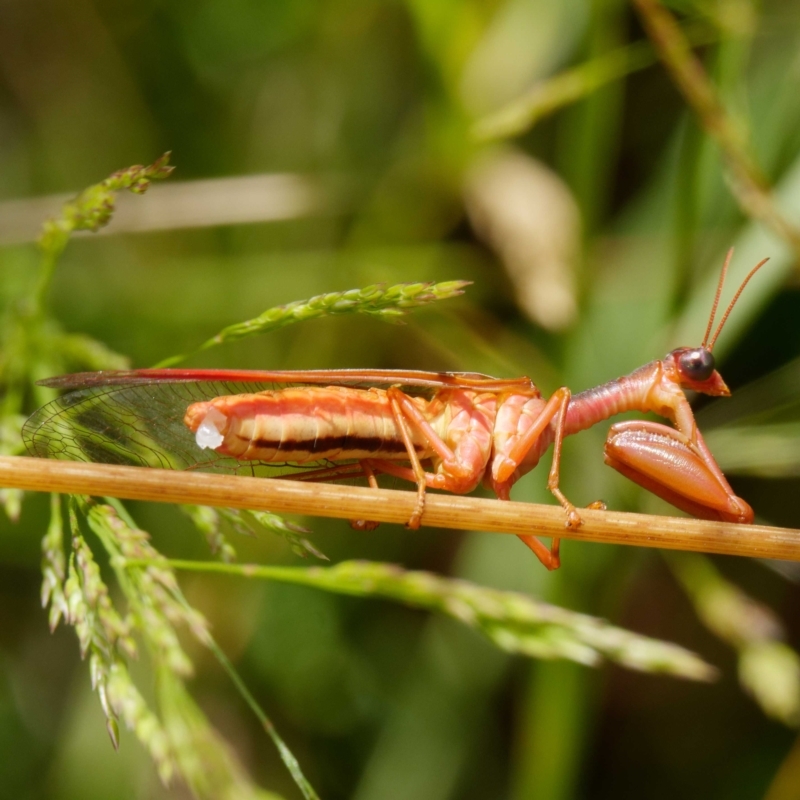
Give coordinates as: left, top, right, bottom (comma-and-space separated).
22, 381, 322, 476
23, 370, 538, 476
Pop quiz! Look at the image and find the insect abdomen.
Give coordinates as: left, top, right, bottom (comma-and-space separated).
184, 386, 432, 463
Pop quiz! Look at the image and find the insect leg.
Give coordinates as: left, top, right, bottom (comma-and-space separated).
360, 458, 461, 490
496, 387, 581, 528
489, 387, 582, 570
604, 421, 753, 523
545, 387, 581, 529
387, 390, 431, 529
362, 460, 379, 489
383, 387, 491, 527
516, 533, 561, 570
281, 463, 369, 483
526, 387, 575, 569
349, 461, 382, 532
387, 389, 471, 478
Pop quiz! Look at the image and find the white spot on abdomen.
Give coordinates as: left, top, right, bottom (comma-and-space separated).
195, 406, 227, 450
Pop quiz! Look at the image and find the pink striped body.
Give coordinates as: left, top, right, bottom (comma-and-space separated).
185, 386, 428, 462
184, 385, 501, 493
182, 361, 699, 499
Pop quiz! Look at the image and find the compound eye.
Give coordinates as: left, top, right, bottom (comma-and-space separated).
679, 348, 715, 382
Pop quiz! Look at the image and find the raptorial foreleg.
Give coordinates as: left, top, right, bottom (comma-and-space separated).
604, 421, 753, 523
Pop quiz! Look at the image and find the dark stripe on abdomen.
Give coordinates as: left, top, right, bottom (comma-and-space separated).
248, 434, 416, 455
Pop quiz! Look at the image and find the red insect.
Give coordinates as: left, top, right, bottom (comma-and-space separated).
24, 251, 765, 570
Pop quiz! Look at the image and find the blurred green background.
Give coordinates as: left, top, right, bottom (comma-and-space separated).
2, 1, 800, 798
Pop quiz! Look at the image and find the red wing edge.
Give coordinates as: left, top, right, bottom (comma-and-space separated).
38, 368, 536, 393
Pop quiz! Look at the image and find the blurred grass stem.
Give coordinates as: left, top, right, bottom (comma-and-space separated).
3, 455, 800, 562
472, 23, 716, 142
633, 0, 800, 257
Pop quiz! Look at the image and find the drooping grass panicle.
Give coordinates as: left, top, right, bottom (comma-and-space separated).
155, 665, 289, 800
98, 498, 319, 799
41, 494, 68, 631
181, 504, 327, 562
35, 153, 174, 315
156, 280, 471, 367
86, 500, 207, 671
66, 502, 136, 659
152, 559, 717, 682
239, 508, 328, 560
181, 505, 239, 562
157, 599, 322, 800
59, 498, 175, 777
0, 415, 26, 520
64, 493, 315, 797
1, 156, 173, 459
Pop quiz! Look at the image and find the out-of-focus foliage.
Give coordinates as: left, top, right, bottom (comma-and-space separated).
2, 0, 800, 798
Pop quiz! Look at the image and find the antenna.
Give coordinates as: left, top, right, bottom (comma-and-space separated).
706, 254, 770, 352
701, 248, 733, 349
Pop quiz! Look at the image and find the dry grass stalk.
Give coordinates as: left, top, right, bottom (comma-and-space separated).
2, 455, 799, 562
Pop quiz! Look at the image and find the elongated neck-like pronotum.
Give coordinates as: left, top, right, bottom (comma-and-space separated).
566, 251, 769, 439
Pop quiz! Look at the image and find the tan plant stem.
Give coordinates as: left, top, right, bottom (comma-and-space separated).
2, 455, 799, 562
